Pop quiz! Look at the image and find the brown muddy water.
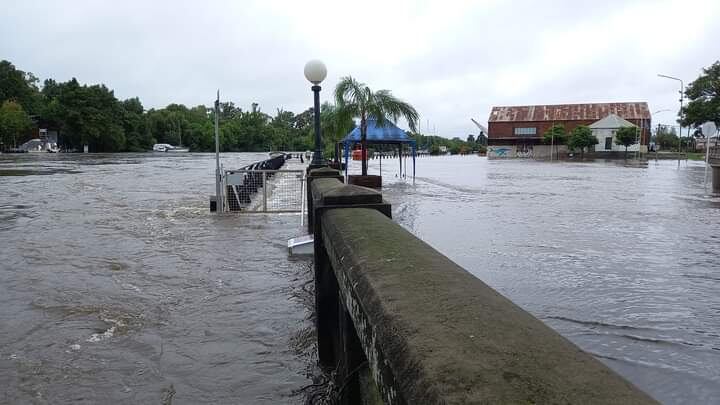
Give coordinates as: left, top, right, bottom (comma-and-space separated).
0, 153, 317, 404
1, 153, 719, 404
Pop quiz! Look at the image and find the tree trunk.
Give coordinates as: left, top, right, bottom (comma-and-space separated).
625, 146, 628, 159
361, 119, 368, 176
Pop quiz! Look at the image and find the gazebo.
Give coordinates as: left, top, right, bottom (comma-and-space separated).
341, 118, 416, 183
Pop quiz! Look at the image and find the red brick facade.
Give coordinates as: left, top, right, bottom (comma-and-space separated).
487, 103, 651, 146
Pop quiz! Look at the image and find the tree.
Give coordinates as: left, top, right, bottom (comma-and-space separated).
335, 76, 419, 175
0, 60, 40, 114
656, 126, 678, 149
120, 97, 153, 151
0, 100, 32, 148
683, 60, 720, 127
46, 79, 127, 152
567, 125, 598, 159
219, 102, 242, 121
542, 124, 567, 145
615, 126, 638, 158
318, 103, 354, 158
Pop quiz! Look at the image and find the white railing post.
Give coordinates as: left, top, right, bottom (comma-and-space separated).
300, 174, 306, 227
262, 172, 268, 212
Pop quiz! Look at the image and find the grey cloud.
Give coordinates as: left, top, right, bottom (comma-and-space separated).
1, 0, 718, 137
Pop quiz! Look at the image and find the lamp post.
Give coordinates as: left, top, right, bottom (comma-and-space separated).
658, 74, 684, 167
304, 60, 327, 167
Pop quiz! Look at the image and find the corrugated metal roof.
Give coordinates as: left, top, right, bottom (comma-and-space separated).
588, 113, 636, 129
488, 102, 650, 122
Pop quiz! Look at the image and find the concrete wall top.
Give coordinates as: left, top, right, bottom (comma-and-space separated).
321, 207, 657, 404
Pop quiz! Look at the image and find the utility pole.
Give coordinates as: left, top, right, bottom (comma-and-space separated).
550, 121, 555, 162
658, 74, 684, 167
655, 123, 660, 161
214, 90, 222, 213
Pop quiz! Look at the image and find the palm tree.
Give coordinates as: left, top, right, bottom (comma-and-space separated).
334, 76, 419, 176
319, 102, 355, 159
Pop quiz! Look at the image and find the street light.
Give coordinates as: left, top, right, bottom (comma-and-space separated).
304, 60, 327, 167
657, 74, 684, 166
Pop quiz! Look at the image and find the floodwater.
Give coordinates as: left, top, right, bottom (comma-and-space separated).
0, 153, 316, 404
1, 153, 719, 404
370, 155, 720, 405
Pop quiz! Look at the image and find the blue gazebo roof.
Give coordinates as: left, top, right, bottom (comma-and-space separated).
343, 119, 415, 144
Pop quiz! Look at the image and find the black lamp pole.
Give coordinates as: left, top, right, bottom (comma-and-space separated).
311, 84, 323, 166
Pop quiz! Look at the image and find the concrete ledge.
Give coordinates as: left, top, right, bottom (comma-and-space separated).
306, 168, 344, 233
349, 174, 382, 189
322, 184, 383, 205
321, 208, 657, 404
309, 167, 344, 178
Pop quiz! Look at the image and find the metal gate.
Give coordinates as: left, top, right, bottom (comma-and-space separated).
223, 169, 305, 213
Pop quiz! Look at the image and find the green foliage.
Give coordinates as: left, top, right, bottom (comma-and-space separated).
43, 78, 127, 152
466, 134, 475, 144
615, 126, 638, 157
120, 98, 151, 152
683, 60, 720, 127
408, 131, 473, 154
656, 126, 678, 149
0, 100, 32, 148
0, 59, 419, 154
335, 76, 419, 175
567, 125, 598, 158
0, 60, 40, 114
318, 103, 354, 158
542, 124, 567, 144
615, 126, 638, 147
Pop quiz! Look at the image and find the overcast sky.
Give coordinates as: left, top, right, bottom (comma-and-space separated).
2, 0, 719, 137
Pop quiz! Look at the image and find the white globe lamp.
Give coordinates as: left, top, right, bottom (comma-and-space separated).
304, 60, 327, 84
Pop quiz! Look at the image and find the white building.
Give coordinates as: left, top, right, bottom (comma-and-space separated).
589, 114, 644, 153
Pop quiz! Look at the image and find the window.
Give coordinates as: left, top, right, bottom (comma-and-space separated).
514, 127, 537, 136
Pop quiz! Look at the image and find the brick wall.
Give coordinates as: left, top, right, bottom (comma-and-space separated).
488, 119, 650, 145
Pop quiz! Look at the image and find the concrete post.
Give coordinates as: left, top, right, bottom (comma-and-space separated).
310, 177, 391, 403
306, 167, 343, 234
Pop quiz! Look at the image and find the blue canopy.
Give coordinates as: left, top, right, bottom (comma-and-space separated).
343, 118, 416, 144
342, 118, 416, 181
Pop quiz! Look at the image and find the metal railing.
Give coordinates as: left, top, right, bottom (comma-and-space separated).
710, 146, 720, 162
223, 169, 305, 213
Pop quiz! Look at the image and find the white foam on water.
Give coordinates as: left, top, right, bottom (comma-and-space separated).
86, 318, 125, 343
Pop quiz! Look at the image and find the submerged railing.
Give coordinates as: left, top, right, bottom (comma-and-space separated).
219, 154, 306, 213
224, 169, 304, 212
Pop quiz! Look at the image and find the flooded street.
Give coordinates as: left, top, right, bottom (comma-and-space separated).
378, 156, 720, 405
1, 153, 719, 404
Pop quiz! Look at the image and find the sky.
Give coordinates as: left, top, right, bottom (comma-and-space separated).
2, 0, 719, 137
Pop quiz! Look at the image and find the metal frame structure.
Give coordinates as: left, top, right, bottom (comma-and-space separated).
222, 169, 305, 213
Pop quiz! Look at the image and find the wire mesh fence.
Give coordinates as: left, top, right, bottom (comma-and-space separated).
711, 146, 720, 161
223, 169, 305, 213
